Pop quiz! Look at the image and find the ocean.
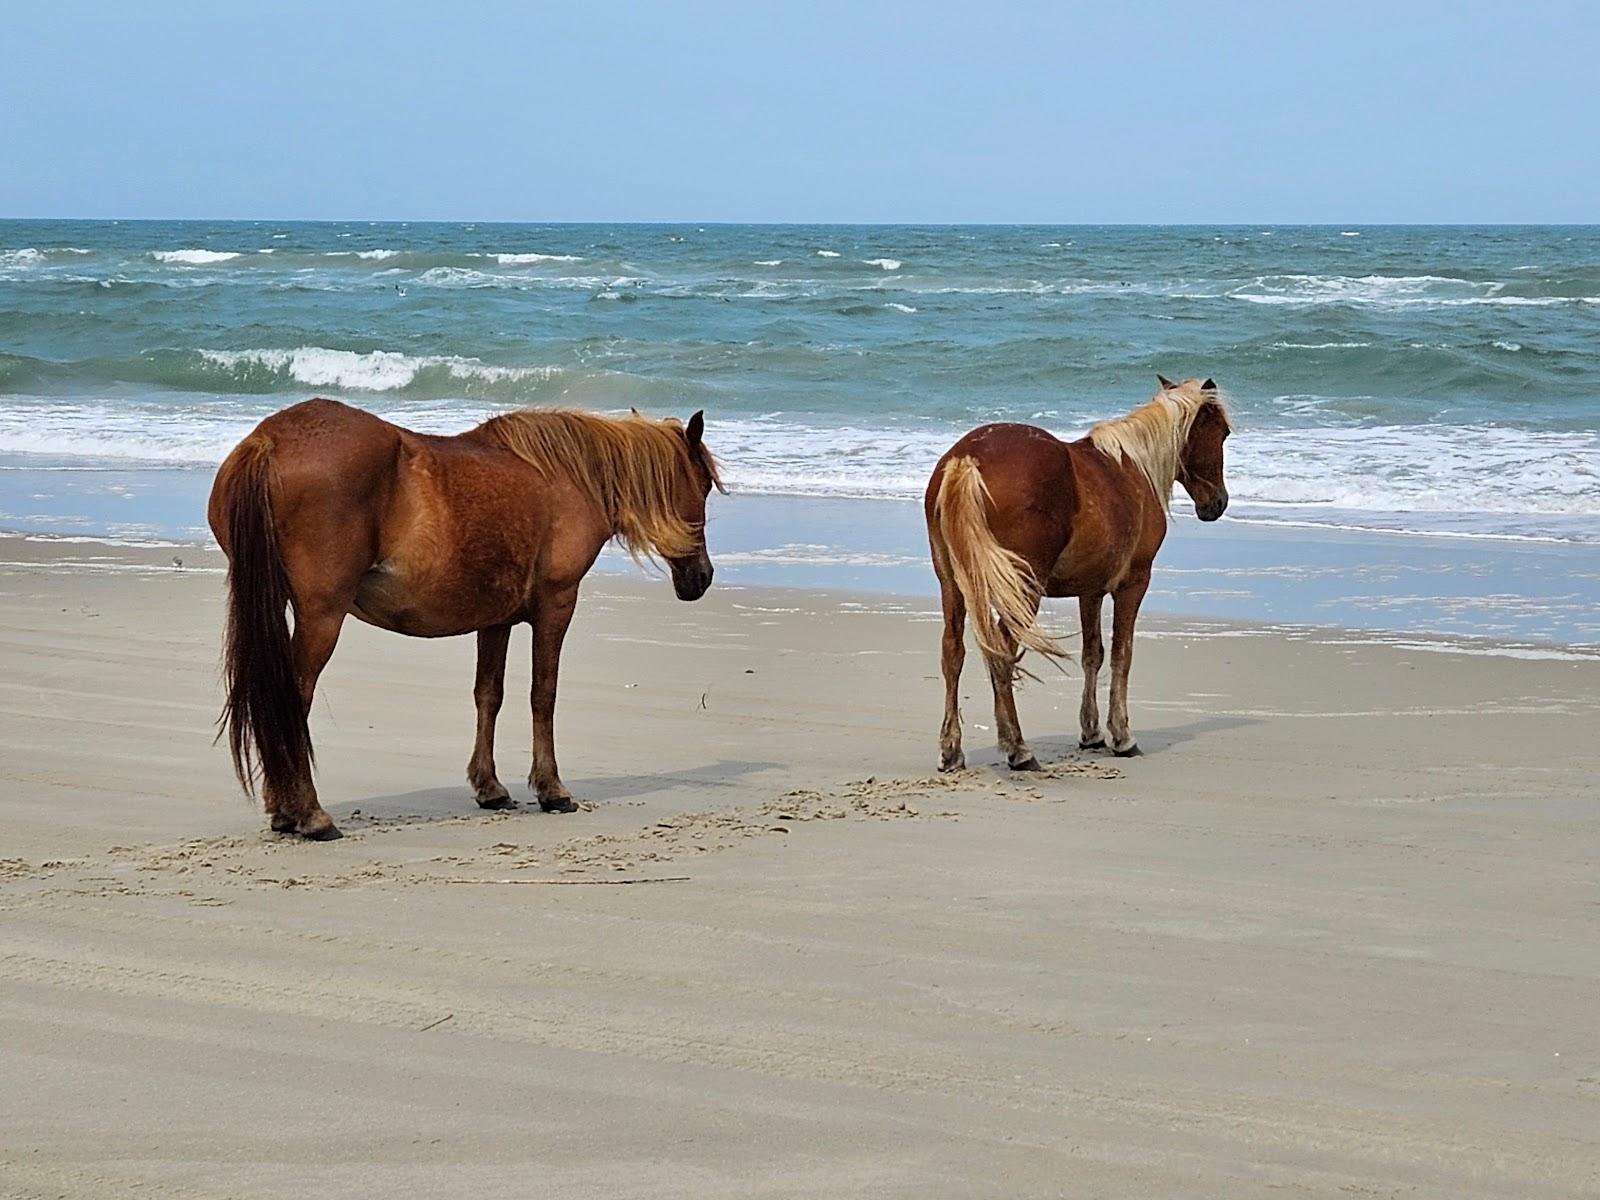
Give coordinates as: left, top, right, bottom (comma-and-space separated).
3, 221, 1598, 644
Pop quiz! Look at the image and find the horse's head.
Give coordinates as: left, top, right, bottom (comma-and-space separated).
1161, 375, 1231, 522
665, 410, 723, 601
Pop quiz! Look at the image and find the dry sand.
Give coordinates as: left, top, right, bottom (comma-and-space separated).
2, 534, 1597, 1198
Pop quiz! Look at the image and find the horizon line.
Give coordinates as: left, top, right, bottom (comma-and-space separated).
4, 216, 1599, 228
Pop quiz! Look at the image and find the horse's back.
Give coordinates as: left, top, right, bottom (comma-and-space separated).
926, 422, 1076, 577
1047, 436, 1165, 595
928, 423, 1072, 511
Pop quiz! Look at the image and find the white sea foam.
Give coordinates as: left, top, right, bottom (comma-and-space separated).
0, 247, 92, 268
1271, 341, 1373, 349
863, 258, 902, 270
1228, 273, 1581, 308
815, 250, 840, 257
883, 302, 917, 313
5, 401, 1598, 539
753, 259, 782, 266
356, 249, 399, 260
494, 252, 585, 264
151, 249, 242, 265
195, 347, 563, 393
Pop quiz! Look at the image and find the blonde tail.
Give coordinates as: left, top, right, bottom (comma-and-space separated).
935, 456, 1067, 669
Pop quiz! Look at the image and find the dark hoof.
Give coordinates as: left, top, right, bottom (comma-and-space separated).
476, 794, 518, 811
1113, 744, 1143, 758
938, 753, 966, 774
269, 814, 295, 833
302, 823, 344, 841
1079, 738, 1105, 751
1009, 756, 1042, 772
538, 796, 579, 814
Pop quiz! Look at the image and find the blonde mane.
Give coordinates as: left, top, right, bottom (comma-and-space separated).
1087, 385, 1227, 511
483, 409, 721, 559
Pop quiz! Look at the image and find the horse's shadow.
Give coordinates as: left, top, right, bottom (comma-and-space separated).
1029, 713, 1259, 761
332, 757, 785, 826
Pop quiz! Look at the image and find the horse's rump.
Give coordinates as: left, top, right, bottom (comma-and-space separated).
933, 454, 1067, 666
212, 433, 313, 799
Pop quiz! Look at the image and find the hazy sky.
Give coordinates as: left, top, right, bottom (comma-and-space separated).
3, 1, 1594, 223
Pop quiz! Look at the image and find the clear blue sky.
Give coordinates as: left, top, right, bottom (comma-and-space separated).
3, 1, 1594, 223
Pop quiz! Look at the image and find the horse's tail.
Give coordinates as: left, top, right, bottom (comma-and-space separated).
213, 434, 312, 801
934, 455, 1067, 668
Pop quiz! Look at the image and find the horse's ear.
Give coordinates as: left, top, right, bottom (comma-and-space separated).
1156, 374, 1178, 391
685, 410, 704, 448
1201, 378, 1217, 393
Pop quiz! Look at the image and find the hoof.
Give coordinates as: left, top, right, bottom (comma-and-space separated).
1079, 737, 1105, 751
302, 822, 344, 841
1113, 743, 1143, 758
269, 813, 295, 833
938, 752, 966, 774
476, 792, 518, 811
538, 795, 579, 814
1009, 756, 1042, 772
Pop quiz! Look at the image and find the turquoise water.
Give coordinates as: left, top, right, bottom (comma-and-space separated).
2, 221, 1598, 642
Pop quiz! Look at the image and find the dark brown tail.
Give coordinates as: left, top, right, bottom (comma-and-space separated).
215, 436, 311, 801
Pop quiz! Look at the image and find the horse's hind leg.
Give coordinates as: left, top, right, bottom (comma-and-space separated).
1106, 575, 1150, 757
1078, 594, 1106, 749
468, 624, 515, 809
937, 574, 967, 772
268, 605, 346, 839
986, 627, 1040, 771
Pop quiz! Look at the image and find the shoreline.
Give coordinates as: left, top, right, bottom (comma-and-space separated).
5, 500, 1599, 653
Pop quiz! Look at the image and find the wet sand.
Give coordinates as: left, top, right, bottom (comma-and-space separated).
2, 535, 1597, 1198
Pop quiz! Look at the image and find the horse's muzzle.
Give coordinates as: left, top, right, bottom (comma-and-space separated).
1196, 490, 1229, 522
672, 562, 714, 601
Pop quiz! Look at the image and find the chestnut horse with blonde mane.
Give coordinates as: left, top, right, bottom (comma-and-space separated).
208, 399, 722, 839
926, 376, 1230, 771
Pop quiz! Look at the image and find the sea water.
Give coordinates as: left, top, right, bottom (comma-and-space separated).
3, 221, 1597, 643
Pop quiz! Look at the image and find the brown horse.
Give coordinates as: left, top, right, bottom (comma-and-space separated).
925, 376, 1230, 772
208, 399, 722, 839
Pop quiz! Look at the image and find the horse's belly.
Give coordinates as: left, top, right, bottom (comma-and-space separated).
350, 561, 515, 638
1046, 545, 1128, 597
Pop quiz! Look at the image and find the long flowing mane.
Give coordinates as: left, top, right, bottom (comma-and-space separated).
1087, 387, 1228, 511
482, 409, 721, 559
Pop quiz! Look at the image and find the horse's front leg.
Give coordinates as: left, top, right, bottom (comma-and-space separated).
1078, 594, 1106, 749
528, 584, 580, 812
1106, 576, 1150, 757
467, 624, 514, 809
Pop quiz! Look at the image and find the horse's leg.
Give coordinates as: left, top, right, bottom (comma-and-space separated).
987, 622, 1041, 771
528, 583, 580, 813
1106, 576, 1150, 757
1078, 594, 1106, 749
937, 575, 967, 772
268, 604, 346, 839
467, 624, 514, 809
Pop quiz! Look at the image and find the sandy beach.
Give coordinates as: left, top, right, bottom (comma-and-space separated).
2, 533, 1598, 1198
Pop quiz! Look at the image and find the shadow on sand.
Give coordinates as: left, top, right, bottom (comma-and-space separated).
331, 757, 787, 825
